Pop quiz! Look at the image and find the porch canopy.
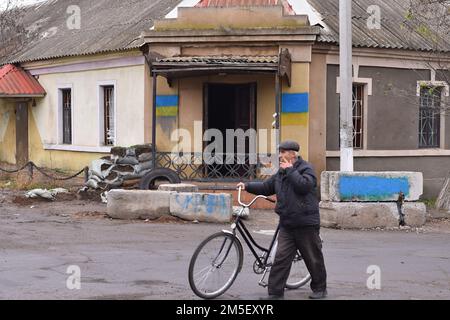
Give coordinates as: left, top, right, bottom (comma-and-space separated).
0, 64, 46, 98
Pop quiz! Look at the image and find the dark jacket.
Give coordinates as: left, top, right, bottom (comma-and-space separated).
245, 157, 320, 229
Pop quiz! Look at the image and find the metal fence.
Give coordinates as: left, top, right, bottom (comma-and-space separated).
156, 152, 274, 182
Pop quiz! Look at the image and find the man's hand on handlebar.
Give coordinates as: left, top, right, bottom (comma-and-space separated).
237, 182, 245, 190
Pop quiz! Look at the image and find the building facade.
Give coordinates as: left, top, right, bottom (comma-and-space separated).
0, 0, 449, 198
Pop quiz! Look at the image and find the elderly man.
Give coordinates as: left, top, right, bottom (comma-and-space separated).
237, 140, 327, 300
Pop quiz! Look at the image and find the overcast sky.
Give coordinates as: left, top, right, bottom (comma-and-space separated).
0, 0, 45, 10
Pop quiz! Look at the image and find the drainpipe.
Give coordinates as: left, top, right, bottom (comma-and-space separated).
152, 72, 157, 170
339, 0, 354, 172
275, 73, 281, 164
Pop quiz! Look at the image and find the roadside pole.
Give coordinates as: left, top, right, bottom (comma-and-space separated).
339, 0, 354, 172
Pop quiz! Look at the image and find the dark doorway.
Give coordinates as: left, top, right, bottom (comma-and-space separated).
15, 102, 29, 165
204, 83, 257, 179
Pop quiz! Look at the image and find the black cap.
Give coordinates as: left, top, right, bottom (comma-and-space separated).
279, 140, 300, 152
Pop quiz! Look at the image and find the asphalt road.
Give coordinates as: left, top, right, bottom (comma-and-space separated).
0, 194, 449, 300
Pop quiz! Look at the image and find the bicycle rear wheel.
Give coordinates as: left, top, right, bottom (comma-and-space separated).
189, 232, 243, 299
286, 251, 311, 289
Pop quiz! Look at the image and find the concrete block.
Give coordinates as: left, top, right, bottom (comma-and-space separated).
320, 201, 427, 229
170, 193, 232, 223
321, 171, 423, 202
107, 190, 171, 220
158, 184, 199, 192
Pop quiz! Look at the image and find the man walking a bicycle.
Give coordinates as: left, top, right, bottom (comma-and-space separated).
237, 140, 328, 300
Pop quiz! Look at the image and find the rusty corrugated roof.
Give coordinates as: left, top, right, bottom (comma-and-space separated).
0, 64, 46, 97
195, 0, 296, 15
157, 56, 279, 64
307, 0, 450, 52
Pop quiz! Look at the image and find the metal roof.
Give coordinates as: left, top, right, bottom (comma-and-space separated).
307, 0, 450, 52
0, 64, 46, 97
1, 0, 183, 65
152, 55, 281, 80
2, 0, 448, 66
157, 56, 279, 64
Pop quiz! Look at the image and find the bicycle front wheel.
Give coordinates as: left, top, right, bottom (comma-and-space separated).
189, 232, 243, 299
286, 251, 311, 289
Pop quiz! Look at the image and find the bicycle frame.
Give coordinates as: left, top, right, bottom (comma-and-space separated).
228, 187, 280, 286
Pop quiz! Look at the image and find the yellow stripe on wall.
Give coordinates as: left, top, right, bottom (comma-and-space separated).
281, 113, 308, 126
156, 106, 178, 117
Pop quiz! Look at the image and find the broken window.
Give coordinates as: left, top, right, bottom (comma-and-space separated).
352, 84, 364, 149
103, 86, 115, 146
61, 88, 72, 145
419, 86, 441, 148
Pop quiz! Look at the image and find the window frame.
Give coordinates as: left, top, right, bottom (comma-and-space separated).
97, 80, 117, 147
337, 77, 372, 150
57, 84, 74, 145
352, 83, 365, 149
417, 81, 449, 149
418, 85, 442, 149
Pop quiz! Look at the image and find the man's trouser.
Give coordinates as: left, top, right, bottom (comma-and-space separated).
268, 225, 327, 296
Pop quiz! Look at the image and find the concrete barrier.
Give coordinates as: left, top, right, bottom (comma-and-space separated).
158, 184, 199, 192
321, 171, 423, 202
320, 201, 426, 229
170, 192, 232, 223
107, 190, 171, 220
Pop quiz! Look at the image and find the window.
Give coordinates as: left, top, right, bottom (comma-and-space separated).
419, 86, 441, 148
61, 88, 72, 145
352, 84, 364, 149
102, 86, 115, 146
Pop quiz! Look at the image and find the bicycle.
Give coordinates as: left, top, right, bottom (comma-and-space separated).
188, 187, 312, 299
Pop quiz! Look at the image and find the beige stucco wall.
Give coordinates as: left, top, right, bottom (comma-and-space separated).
0, 99, 16, 164
33, 64, 146, 147
280, 62, 310, 160
309, 53, 327, 177
0, 51, 149, 170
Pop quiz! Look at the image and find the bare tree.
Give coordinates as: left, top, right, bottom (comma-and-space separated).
0, 0, 29, 61
380, 0, 450, 118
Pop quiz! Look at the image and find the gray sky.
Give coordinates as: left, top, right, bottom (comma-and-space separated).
0, 0, 46, 10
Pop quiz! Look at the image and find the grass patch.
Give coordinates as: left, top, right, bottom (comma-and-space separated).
421, 198, 437, 208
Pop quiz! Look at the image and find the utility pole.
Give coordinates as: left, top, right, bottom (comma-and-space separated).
339, 0, 354, 172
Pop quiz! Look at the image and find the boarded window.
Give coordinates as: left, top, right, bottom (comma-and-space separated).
419, 86, 441, 148
352, 84, 364, 149
103, 86, 115, 146
62, 89, 72, 145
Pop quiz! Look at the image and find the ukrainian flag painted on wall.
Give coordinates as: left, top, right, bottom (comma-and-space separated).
156, 95, 178, 117
281, 93, 309, 126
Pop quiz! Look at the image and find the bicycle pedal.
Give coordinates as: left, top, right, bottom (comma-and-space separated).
258, 281, 268, 288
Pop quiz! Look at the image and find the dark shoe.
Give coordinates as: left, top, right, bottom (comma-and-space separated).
309, 290, 328, 300
260, 294, 284, 300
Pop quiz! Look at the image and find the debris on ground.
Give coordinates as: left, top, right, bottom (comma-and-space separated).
83, 144, 154, 191
100, 191, 109, 204
72, 211, 108, 220
25, 188, 69, 201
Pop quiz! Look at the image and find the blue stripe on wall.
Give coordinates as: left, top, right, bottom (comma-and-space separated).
339, 176, 410, 201
156, 95, 179, 107
282, 93, 309, 113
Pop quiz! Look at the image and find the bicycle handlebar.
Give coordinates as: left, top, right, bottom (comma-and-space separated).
237, 186, 276, 208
